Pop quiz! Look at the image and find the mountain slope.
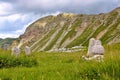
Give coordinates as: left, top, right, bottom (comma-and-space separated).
0, 38, 17, 49
20, 7, 120, 51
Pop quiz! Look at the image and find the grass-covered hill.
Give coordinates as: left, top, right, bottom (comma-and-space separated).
0, 43, 120, 80
19, 7, 120, 52
0, 38, 16, 49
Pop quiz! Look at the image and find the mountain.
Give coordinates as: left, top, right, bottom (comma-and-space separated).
0, 38, 3, 42
0, 38, 17, 49
20, 7, 120, 52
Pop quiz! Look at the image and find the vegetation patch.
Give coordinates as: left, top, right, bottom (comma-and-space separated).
81, 25, 105, 46
59, 18, 82, 47
101, 17, 120, 44
31, 27, 57, 51
67, 25, 93, 48
44, 23, 68, 51
0, 38, 16, 49
0, 44, 120, 79
81, 12, 119, 46
0, 52, 37, 68
105, 11, 118, 26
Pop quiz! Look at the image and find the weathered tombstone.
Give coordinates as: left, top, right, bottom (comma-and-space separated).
24, 46, 31, 56
11, 46, 20, 57
92, 40, 104, 55
87, 38, 96, 56
82, 39, 104, 62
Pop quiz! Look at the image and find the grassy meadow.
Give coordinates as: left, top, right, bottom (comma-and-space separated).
0, 44, 120, 80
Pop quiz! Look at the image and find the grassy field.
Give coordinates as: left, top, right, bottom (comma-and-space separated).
0, 44, 120, 80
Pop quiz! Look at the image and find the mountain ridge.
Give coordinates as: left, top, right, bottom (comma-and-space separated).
16, 7, 120, 51
0, 38, 17, 49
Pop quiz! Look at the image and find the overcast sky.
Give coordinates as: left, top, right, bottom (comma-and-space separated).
0, 0, 120, 38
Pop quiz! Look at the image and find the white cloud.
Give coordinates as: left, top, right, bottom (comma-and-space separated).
0, 13, 34, 23
0, 2, 13, 16
18, 11, 60, 31
14, 21, 33, 34
0, 22, 31, 39
0, 14, 20, 22
0, 13, 37, 31
0, 11, 61, 38
0, 0, 120, 39
0, 33, 19, 39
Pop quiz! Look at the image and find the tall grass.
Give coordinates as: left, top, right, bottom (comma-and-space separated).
0, 44, 120, 80
0, 50, 38, 68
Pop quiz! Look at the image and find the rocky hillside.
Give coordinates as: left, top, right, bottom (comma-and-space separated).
20, 7, 120, 52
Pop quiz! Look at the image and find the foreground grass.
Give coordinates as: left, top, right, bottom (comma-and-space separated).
0, 44, 120, 80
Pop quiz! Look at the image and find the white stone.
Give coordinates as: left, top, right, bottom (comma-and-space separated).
11, 46, 20, 57
24, 46, 31, 56
92, 40, 104, 55
87, 38, 96, 56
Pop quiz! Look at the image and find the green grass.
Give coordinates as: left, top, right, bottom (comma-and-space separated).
0, 50, 38, 68
0, 44, 120, 80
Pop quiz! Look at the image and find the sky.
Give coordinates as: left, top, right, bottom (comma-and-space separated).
0, 0, 120, 39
